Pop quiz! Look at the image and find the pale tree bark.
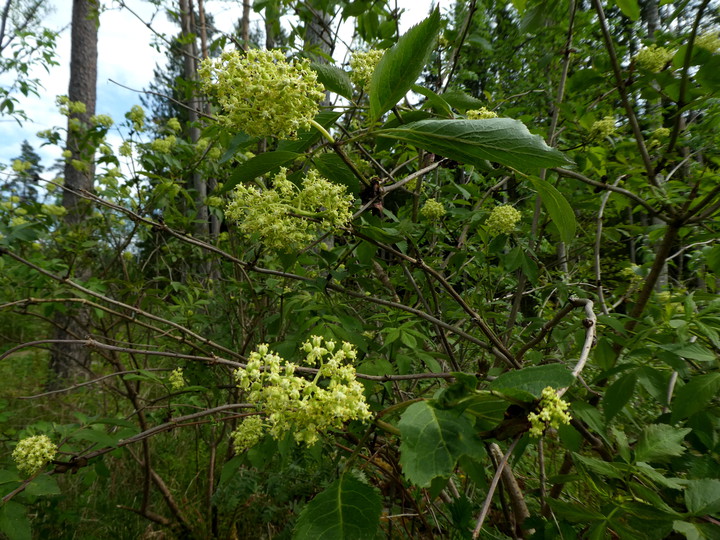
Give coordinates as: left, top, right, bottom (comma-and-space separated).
49, 0, 98, 385
179, 0, 208, 239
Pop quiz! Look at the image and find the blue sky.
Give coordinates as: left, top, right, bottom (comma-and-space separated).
0, 0, 433, 180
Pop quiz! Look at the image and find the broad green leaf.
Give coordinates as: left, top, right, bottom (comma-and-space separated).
369, 9, 441, 120
685, 479, 720, 515
398, 401, 485, 487
25, 475, 61, 497
546, 498, 605, 522
218, 132, 252, 164
705, 245, 720, 275
311, 62, 354, 99
222, 151, 301, 193
656, 343, 716, 362
489, 364, 575, 398
413, 85, 453, 117
615, 0, 640, 20
441, 90, 486, 112
378, 118, 571, 173
635, 424, 691, 463
673, 520, 718, 539
0, 501, 30, 540
293, 475, 381, 540
603, 371, 638, 422
671, 373, 720, 421
572, 452, 624, 479
312, 153, 360, 193
528, 176, 577, 244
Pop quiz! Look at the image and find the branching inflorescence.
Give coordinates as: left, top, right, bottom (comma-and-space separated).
232, 337, 371, 449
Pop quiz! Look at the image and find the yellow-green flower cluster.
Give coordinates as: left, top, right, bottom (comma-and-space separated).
589, 116, 616, 141
126, 105, 145, 131
485, 204, 521, 235
635, 44, 674, 72
91, 114, 113, 128
150, 135, 176, 154
225, 168, 353, 251
467, 107, 498, 119
11, 160, 32, 173
528, 387, 571, 438
231, 415, 265, 452
12, 435, 57, 475
199, 49, 326, 140
119, 141, 133, 157
166, 117, 181, 132
349, 49, 384, 87
233, 337, 371, 449
652, 127, 670, 139
56, 95, 86, 116
420, 198, 446, 221
169, 368, 185, 391
696, 32, 720, 53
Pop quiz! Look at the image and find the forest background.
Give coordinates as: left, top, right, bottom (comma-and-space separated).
1, 0, 720, 539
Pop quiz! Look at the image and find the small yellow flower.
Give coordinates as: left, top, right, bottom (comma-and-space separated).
420, 198, 446, 221
635, 44, 674, 72
485, 204, 521, 235
168, 368, 185, 391
528, 387, 571, 438
199, 49, 326, 140
13, 435, 57, 475
349, 49, 385, 88
467, 107, 498, 119
589, 116, 616, 141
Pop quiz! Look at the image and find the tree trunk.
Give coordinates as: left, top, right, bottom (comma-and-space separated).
179, 0, 208, 239
49, 0, 98, 386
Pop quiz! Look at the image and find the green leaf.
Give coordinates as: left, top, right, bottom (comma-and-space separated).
441, 90, 487, 112
635, 424, 691, 463
313, 153, 360, 193
369, 9, 441, 120
378, 118, 571, 173
671, 373, 720, 421
489, 364, 575, 398
615, 0, 640, 20
603, 371, 638, 422
398, 401, 485, 487
656, 343, 716, 362
293, 475, 381, 540
572, 452, 624, 479
0, 501, 30, 540
705, 245, 720, 275
685, 479, 720, 515
413, 85, 453, 117
25, 475, 61, 497
546, 498, 605, 522
528, 176, 577, 244
222, 151, 301, 193
311, 62, 354, 99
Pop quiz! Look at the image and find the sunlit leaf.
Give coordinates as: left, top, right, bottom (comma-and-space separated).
369, 9, 441, 120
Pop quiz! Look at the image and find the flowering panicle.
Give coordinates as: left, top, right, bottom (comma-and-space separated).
199, 49, 326, 139
528, 387, 572, 438
169, 368, 185, 391
349, 49, 384, 87
635, 45, 674, 73
13, 435, 57, 475
467, 107, 498, 119
589, 116, 616, 141
225, 168, 353, 251
420, 199, 446, 221
485, 204, 521, 235
232, 337, 371, 450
